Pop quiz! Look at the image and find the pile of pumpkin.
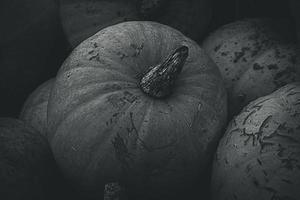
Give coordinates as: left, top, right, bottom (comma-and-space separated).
1, 0, 300, 199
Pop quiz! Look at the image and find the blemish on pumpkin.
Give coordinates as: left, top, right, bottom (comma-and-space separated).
122, 91, 137, 103
267, 64, 278, 70
117, 51, 128, 60
246, 163, 252, 173
214, 44, 221, 52
281, 157, 298, 170
130, 43, 144, 57
252, 178, 260, 187
89, 53, 99, 61
240, 128, 262, 147
253, 63, 264, 70
250, 48, 260, 57
71, 146, 77, 151
242, 109, 256, 125
221, 51, 229, 56
112, 133, 133, 170
281, 179, 293, 184
233, 47, 251, 63
257, 158, 262, 166
224, 158, 229, 164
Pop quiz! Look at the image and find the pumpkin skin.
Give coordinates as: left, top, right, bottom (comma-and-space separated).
47, 21, 227, 199
19, 79, 54, 136
59, 0, 212, 47
0, 118, 59, 200
202, 19, 300, 117
0, 0, 69, 117
211, 82, 300, 200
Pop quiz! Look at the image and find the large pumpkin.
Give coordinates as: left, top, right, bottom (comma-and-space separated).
202, 18, 300, 117
47, 21, 227, 199
0, 118, 59, 200
211, 82, 300, 200
59, 0, 212, 47
0, 0, 69, 117
20, 79, 54, 136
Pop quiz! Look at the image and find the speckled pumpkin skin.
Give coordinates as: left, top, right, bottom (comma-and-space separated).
211, 82, 300, 200
20, 79, 54, 136
47, 21, 227, 199
202, 19, 300, 117
0, 118, 58, 200
59, 0, 212, 47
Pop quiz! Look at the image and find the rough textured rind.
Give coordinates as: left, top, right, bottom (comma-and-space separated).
0, 118, 58, 200
59, 0, 212, 47
211, 82, 300, 200
202, 18, 300, 117
20, 79, 54, 136
47, 21, 227, 199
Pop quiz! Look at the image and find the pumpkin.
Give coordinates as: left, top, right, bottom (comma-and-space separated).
0, 118, 59, 200
202, 18, 300, 117
211, 82, 300, 200
0, 0, 69, 117
19, 79, 54, 136
47, 21, 227, 199
59, 0, 212, 47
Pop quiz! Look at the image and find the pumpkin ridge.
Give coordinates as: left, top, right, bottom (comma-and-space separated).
49, 84, 139, 130
65, 81, 138, 96
62, 64, 136, 84
50, 94, 142, 179
175, 91, 220, 115
19, 79, 54, 114
177, 75, 221, 90
84, 96, 145, 174
130, 99, 154, 154
85, 57, 139, 79
81, 59, 136, 79
49, 89, 139, 137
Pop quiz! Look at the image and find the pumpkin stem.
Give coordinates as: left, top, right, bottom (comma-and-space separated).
137, 0, 167, 18
104, 182, 127, 200
139, 45, 189, 98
